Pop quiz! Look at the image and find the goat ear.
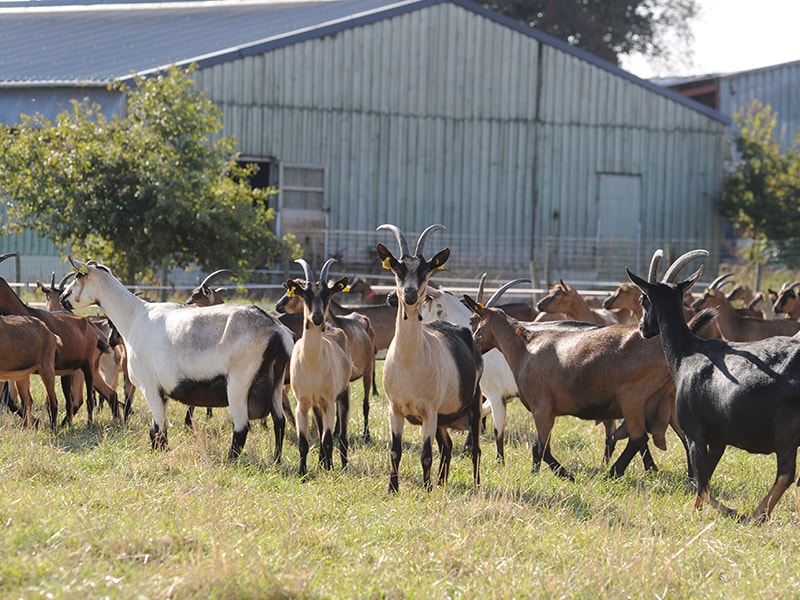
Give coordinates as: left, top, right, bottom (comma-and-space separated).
625, 267, 650, 294
285, 280, 301, 297
376, 243, 397, 270
429, 248, 450, 270
332, 276, 349, 294
462, 294, 483, 315
680, 266, 704, 293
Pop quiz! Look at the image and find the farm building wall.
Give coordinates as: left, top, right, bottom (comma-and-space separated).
193, 1, 725, 283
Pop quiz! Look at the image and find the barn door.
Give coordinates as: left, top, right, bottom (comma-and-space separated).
596, 174, 642, 276
277, 163, 328, 268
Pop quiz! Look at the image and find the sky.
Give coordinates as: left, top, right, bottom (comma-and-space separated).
620, 0, 800, 80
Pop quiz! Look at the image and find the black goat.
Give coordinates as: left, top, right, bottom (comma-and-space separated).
627, 248, 800, 523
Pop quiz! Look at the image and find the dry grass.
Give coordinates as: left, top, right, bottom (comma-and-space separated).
1, 367, 799, 599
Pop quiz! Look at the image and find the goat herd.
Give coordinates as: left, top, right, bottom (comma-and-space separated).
3, 224, 800, 525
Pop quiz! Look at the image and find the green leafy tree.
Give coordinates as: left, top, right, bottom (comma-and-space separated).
720, 99, 800, 266
0, 65, 299, 283
480, 0, 698, 68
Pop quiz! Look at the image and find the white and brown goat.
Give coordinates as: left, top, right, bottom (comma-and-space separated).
376, 224, 483, 492
286, 258, 353, 475
60, 258, 292, 461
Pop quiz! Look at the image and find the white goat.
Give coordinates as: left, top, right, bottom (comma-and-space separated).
60, 258, 293, 461
376, 224, 483, 492
286, 258, 353, 475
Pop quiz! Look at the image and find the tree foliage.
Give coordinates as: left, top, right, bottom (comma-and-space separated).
719, 99, 800, 265
0, 65, 299, 283
480, 0, 698, 67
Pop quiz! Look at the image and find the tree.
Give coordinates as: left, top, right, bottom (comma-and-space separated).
719, 98, 800, 266
0, 65, 299, 284
480, 0, 698, 68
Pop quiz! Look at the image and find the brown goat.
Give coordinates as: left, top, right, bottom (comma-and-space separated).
347, 277, 391, 305
0, 315, 62, 431
0, 256, 118, 426
602, 283, 643, 322
536, 280, 620, 325
464, 283, 685, 480
693, 278, 800, 341
38, 272, 136, 421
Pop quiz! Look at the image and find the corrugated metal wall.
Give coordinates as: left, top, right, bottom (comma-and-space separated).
194, 2, 726, 281
719, 60, 800, 150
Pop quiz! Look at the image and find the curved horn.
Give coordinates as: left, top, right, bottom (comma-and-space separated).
294, 259, 314, 282
50, 271, 56, 290
0, 252, 18, 265
199, 268, 236, 289
748, 292, 764, 310
789, 281, 800, 293
662, 249, 709, 283
648, 249, 664, 282
57, 271, 75, 290
319, 258, 337, 283
486, 279, 532, 307
709, 272, 735, 290
376, 224, 410, 257
414, 224, 446, 256
477, 273, 488, 304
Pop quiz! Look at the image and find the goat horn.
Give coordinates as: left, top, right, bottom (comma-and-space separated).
662, 249, 709, 283
199, 269, 236, 289
294, 259, 314, 282
789, 281, 800, 292
648, 249, 664, 282
319, 258, 337, 283
414, 224, 446, 256
376, 224, 410, 257
0, 252, 18, 265
485, 279, 532, 307
58, 271, 75, 289
50, 271, 56, 290
709, 272, 735, 290
748, 292, 763, 310
477, 273, 488, 304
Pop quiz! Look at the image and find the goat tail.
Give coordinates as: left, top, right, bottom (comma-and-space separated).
54, 334, 63, 348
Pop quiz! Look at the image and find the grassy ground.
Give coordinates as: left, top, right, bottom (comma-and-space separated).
1, 367, 799, 599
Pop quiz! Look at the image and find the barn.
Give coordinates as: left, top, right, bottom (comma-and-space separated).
0, 0, 728, 286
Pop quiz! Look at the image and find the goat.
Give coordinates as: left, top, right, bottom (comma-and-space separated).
0, 253, 118, 427
423, 284, 661, 471
184, 269, 237, 307
377, 224, 483, 492
692, 275, 800, 341
627, 249, 800, 522
0, 315, 62, 431
536, 280, 619, 325
60, 258, 292, 461
276, 283, 377, 442
747, 291, 777, 320
348, 277, 390, 305
286, 258, 353, 475
772, 281, 800, 319
463, 271, 686, 480
603, 283, 643, 322
38, 271, 136, 422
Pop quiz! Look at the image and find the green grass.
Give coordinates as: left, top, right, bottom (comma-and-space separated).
1, 368, 799, 599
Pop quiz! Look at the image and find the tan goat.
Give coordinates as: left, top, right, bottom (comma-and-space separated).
287, 258, 353, 476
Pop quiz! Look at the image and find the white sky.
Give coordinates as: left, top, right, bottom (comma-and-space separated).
620, 0, 800, 79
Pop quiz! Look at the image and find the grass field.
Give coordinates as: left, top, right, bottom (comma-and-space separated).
1, 364, 799, 599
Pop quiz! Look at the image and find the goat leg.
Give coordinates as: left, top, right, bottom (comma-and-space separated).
337, 390, 350, 469
435, 427, 453, 487
388, 409, 405, 494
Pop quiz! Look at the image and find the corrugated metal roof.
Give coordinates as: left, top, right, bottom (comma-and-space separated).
0, 0, 727, 123
0, 0, 405, 83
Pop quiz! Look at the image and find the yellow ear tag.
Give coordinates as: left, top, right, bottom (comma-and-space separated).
436, 264, 445, 270
621, 284, 628, 291
708, 290, 716, 297
286, 288, 295, 298
477, 302, 486, 309
342, 285, 350, 293
381, 257, 392, 270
